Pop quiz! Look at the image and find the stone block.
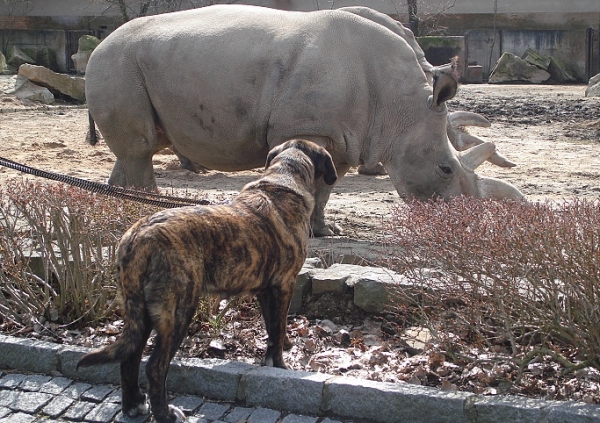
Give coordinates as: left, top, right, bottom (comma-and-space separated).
167, 358, 254, 401
489, 52, 550, 84
58, 345, 120, 385
353, 268, 412, 314
8, 46, 35, 68
14, 78, 54, 104
311, 264, 366, 295
241, 366, 329, 414
585, 73, 600, 98
290, 266, 313, 314
547, 402, 600, 423
0, 51, 8, 74
323, 376, 471, 423
18, 63, 85, 102
247, 407, 281, 423
471, 396, 555, 423
0, 334, 61, 374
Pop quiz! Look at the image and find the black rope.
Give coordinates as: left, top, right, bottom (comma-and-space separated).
0, 156, 210, 209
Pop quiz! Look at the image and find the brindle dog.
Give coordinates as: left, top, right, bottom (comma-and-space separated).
77, 139, 337, 423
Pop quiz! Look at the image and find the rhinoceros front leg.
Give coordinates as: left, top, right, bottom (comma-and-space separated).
311, 163, 350, 237
108, 155, 158, 191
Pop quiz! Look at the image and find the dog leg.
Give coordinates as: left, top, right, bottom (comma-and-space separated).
257, 284, 294, 369
146, 292, 198, 423
121, 324, 152, 417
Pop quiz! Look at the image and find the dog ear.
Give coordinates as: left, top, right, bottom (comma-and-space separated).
265, 144, 285, 169
311, 149, 338, 186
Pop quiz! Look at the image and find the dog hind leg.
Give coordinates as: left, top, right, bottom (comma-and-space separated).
121, 322, 152, 416
145, 289, 199, 422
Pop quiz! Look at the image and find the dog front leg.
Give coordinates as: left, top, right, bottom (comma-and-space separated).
257, 284, 293, 369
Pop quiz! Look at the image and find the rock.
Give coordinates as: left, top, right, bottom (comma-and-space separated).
547, 56, 578, 83
522, 49, 578, 83
35, 47, 59, 72
8, 46, 35, 68
79, 35, 101, 52
585, 73, 600, 97
0, 51, 8, 74
353, 268, 413, 314
311, 264, 368, 295
18, 64, 85, 102
71, 35, 101, 75
14, 76, 55, 104
488, 52, 550, 84
522, 49, 550, 71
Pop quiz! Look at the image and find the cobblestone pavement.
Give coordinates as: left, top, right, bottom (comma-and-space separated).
0, 370, 356, 423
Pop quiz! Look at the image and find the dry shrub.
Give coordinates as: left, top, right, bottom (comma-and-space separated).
0, 178, 160, 330
385, 197, 600, 375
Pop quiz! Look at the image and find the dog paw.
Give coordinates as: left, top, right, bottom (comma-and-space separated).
169, 405, 186, 422
125, 394, 150, 416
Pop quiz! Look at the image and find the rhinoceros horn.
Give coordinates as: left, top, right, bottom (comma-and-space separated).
447, 111, 517, 168
459, 142, 524, 200
459, 141, 496, 172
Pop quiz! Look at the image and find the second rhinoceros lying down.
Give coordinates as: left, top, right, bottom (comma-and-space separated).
85, 4, 524, 236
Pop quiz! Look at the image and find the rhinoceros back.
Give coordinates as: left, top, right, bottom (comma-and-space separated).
85, 4, 427, 172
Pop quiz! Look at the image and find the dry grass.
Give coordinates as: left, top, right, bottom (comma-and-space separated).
0, 178, 160, 330
385, 197, 600, 378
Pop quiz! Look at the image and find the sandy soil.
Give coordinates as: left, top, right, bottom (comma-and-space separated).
1, 76, 598, 248
2, 76, 600, 402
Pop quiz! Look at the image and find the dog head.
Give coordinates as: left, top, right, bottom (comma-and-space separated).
265, 139, 338, 186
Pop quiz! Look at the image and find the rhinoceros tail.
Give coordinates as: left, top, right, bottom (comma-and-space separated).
86, 112, 100, 146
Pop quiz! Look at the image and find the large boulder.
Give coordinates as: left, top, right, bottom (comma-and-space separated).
547, 56, 578, 83
585, 73, 600, 98
523, 49, 578, 83
14, 76, 55, 104
0, 51, 8, 74
18, 63, 85, 102
8, 46, 35, 68
522, 49, 550, 71
35, 47, 59, 72
489, 52, 550, 84
71, 35, 101, 74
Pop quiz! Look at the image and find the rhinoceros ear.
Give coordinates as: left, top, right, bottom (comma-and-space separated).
429, 59, 459, 109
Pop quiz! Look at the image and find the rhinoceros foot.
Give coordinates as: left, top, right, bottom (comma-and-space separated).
311, 221, 343, 237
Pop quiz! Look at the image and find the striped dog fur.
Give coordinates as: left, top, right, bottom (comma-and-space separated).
77, 139, 337, 423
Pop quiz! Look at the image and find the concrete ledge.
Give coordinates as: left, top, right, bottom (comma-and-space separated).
241, 366, 329, 414
0, 335, 61, 375
1, 334, 599, 423
323, 376, 471, 423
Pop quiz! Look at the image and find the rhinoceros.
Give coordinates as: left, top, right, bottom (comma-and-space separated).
85, 5, 523, 236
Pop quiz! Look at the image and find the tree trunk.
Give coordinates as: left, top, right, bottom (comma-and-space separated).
407, 0, 419, 35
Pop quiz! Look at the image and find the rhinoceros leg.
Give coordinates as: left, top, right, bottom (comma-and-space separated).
311, 163, 350, 237
108, 155, 157, 191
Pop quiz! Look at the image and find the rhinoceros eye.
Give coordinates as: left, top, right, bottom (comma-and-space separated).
439, 165, 453, 175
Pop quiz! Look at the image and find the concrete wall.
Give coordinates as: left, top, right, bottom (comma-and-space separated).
0, 0, 598, 78
466, 29, 590, 80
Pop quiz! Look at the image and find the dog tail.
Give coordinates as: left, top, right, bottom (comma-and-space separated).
77, 259, 149, 369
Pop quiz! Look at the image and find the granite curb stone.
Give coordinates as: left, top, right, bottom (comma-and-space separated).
1, 334, 600, 422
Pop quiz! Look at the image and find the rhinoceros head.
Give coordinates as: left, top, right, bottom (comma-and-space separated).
383, 63, 524, 201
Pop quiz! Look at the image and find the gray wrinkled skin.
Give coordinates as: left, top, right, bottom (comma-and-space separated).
86, 5, 523, 236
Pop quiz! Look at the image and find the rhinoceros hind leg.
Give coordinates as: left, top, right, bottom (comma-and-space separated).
108, 156, 158, 192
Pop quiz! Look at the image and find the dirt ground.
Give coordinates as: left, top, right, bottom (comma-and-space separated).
0, 77, 598, 247
1, 76, 600, 402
